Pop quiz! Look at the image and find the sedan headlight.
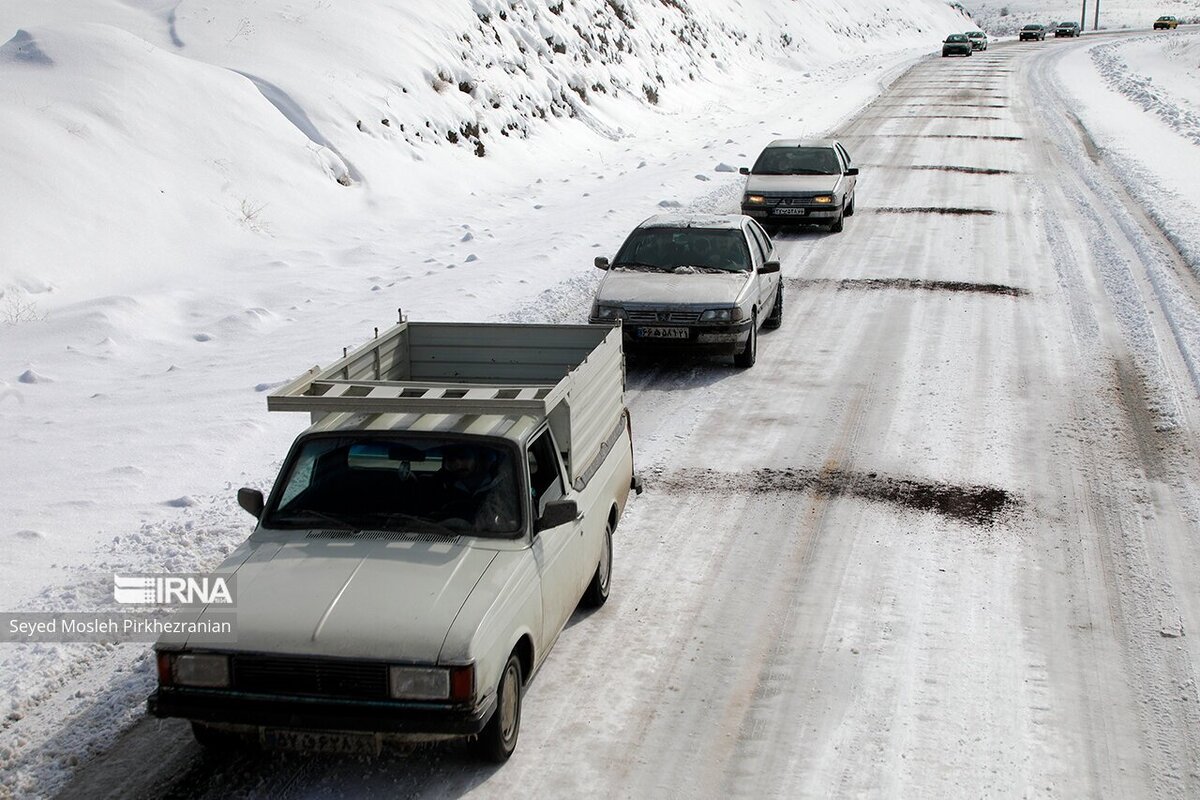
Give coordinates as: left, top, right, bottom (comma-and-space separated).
592, 304, 624, 320
389, 664, 475, 702
812, 195, 834, 204
744, 195, 766, 204
699, 308, 745, 322
166, 653, 231, 688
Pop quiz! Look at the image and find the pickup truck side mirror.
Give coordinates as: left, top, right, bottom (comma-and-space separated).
594, 256, 610, 270
535, 499, 579, 533
237, 487, 265, 519
845, 167, 859, 176
759, 260, 781, 274
738, 167, 750, 175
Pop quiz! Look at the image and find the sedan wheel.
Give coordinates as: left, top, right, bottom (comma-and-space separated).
764, 283, 783, 330
472, 654, 523, 763
734, 312, 757, 368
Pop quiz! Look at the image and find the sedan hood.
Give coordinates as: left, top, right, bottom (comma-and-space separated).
745, 174, 840, 194
184, 538, 505, 662
597, 269, 750, 306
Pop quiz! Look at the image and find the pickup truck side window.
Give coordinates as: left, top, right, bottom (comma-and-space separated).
527, 430, 565, 516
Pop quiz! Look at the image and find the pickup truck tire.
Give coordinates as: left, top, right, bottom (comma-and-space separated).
191, 722, 247, 751
473, 653, 522, 762
764, 284, 783, 330
734, 312, 757, 368
582, 521, 613, 608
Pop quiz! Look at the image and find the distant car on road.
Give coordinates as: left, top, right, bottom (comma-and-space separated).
1019, 24, 1047, 41
739, 139, 858, 233
1055, 21, 1081, 36
942, 33, 973, 57
590, 214, 782, 368
965, 31, 989, 50
1154, 15, 1179, 29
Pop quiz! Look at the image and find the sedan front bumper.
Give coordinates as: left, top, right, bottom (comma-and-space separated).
590, 318, 753, 354
148, 687, 494, 736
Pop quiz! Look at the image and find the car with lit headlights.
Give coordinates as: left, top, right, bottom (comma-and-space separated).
738, 139, 858, 233
965, 30, 989, 50
1019, 23, 1047, 40
1154, 15, 1179, 29
589, 214, 782, 368
1055, 20, 1081, 36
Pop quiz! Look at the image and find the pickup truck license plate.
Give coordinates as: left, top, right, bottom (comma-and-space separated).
774, 207, 806, 216
262, 728, 380, 755
637, 326, 688, 340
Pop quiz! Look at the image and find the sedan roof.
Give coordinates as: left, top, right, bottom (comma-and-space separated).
764, 139, 839, 150
636, 213, 747, 230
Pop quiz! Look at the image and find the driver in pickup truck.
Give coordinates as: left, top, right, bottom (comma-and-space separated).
429, 445, 519, 532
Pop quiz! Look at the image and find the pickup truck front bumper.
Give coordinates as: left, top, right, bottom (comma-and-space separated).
148, 687, 494, 736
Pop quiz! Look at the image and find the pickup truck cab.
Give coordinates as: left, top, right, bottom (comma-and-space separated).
589, 214, 782, 368
148, 318, 639, 761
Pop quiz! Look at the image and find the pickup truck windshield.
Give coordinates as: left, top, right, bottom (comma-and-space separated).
613, 227, 751, 273
265, 435, 521, 537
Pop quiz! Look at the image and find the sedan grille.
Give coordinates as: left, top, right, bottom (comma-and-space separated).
232, 655, 389, 699
626, 309, 703, 324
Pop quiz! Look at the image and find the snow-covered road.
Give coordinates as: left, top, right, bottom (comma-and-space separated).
47, 33, 1200, 799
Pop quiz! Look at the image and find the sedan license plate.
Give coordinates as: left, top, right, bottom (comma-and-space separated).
637, 326, 689, 340
774, 207, 807, 216
262, 728, 380, 755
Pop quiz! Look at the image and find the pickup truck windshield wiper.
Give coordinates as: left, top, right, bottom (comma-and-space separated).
380, 513, 462, 535
269, 509, 362, 530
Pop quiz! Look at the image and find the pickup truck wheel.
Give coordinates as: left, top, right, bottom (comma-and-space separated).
764, 284, 783, 330
733, 312, 757, 368
473, 653, 522, 763
191, 722, 246, 751
582, 522, 613, 608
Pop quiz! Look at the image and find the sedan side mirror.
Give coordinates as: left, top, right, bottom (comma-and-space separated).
594, 256, 610, 270
759, 260, 781, 274
237, 487, 265, 519
738, 167, 750, 175
535, 499, 579, 533
845, 167, 859, 176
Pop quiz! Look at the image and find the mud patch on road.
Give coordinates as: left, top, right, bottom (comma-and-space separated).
901, 114, 1003, 120
654, 467, 1017, 526
842, 134, 1023, 142
910, 165, 1014, 175
837, 278, 1026, 296
784, 277, 1026, 297
871, 206, 997, 216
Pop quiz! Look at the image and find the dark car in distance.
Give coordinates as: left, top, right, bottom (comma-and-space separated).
1020, 24, 1047, 41
1154, 15, 1179, 29
1055, 21, 1081, 36
942, 33, 973, 57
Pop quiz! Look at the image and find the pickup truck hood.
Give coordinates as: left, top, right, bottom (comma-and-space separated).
597, 269, 750, 306
745, 174, 840, 194
185, 538, 512, 662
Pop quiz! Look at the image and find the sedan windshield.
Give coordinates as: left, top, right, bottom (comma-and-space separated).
613, 227, 751, 273
265, 435, 521, 537
946, 35, 968, 42
751, 146, 841, 176
1022, 24, 1041, 30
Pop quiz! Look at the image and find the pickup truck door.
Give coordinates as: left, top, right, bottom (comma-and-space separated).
527, 428, 586, 645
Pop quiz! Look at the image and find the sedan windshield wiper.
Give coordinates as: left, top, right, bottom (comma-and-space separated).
611, 261, 664, 271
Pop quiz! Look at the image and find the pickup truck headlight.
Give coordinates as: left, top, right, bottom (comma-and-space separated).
389, 665, 475, 702
744, 195, 766, 204
812, 195, 834, 204
165, 653, 231, 688
699, 308, 744, 323
592, 304, 624, 320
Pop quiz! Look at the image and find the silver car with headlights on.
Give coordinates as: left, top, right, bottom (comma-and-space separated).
739, 139, 858, 233
589, 214, 782, 368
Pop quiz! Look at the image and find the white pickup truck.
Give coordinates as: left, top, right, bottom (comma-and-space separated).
148, 316, 639, 761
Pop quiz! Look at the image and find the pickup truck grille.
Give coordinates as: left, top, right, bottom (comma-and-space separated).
232, 655, 388, 699
626, 309, 703, 324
